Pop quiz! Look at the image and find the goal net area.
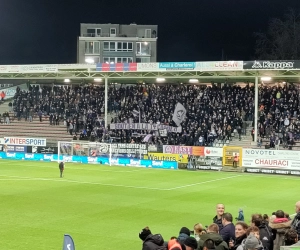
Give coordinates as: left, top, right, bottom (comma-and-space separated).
57, 141, 148, 166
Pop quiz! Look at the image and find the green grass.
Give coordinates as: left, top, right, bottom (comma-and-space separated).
0, 159, 299, 250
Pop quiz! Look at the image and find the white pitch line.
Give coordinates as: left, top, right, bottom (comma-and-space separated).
0, 175, 167, 191
167, 175, 241, 190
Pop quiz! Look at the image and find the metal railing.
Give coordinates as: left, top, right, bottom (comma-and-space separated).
81, 33, 156, 38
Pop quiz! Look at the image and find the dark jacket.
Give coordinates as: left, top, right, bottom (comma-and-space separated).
258, 223, 274, 250
142, 234, 165, 250
220, 223, 235, 245
213, 215, 224, 231
197, 232, 228, 250
291, 212, 300, 239
177, 233, 190, 245
231, 234, 247, 250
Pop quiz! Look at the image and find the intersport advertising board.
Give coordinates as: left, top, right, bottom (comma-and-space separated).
242, 148, 300, 170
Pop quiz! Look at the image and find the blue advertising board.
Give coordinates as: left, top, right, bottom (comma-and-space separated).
0, 152, 178, 169
6, 145, 27, 153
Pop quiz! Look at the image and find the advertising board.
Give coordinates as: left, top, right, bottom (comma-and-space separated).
163, 145, 205, 156
242, 149, 300, 170
145, 153, 188, 163
4, 137, 46, 146
0, 152, 177, 169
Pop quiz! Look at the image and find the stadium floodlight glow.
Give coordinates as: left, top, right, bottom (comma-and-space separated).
64, 79, 70, 83
189, 79, 199, 83
85, 58, 94, 64
261, 77, 271, 81
94, 78, 102, 82
156, 78, 165, 82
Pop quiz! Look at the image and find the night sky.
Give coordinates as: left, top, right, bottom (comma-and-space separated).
0, 0, 300, 65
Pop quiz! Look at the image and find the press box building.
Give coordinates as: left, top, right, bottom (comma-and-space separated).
77, 23, 158, 64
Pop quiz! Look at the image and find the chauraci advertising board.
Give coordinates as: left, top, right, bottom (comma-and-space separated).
242, 148, 300, 170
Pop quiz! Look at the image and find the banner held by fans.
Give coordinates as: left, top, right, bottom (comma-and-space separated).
62, 234, 75, 250
172, 102, 186, 127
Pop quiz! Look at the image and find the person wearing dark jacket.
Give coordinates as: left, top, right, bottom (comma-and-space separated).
213, 204, 225, 231
229, 222, 248, 250
59, 161, 64, 178
198, 223, 229, 250
177, 227, 191, 245
251, 214, 274, 250
291, 201, 300, 239
220, 213, 235, 245
139, 226, 166, 250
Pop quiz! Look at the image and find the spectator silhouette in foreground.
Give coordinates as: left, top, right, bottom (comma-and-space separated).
139, 226, 166, 250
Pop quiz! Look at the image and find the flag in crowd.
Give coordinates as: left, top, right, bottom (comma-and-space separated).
172, 102, 187, 127
132, 109, 140, 117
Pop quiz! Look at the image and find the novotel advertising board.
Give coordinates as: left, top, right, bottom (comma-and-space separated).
242, 148, 300, 170
4, 137, 46, 146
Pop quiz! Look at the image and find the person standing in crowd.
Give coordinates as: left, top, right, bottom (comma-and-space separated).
38, 110, 42, 122
220, 213, 235, 245
268, 210, 291, 250
251, 128, 255, 142
213, 204, 225, 231
193, 223, 205, 241
59, 161, 64, 178
198, 223, 229, 250
251, 214, 273, 250
138, 226, 165, 250
291, 201, 300, 239
229, 222, 248, 250
236, 226, 264, 250
284, 229, 299, 246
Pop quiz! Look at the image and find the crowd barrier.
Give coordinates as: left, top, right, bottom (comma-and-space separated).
0, 152, 178, 169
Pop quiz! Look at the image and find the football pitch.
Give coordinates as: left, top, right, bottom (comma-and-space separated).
0, 160, 299, 250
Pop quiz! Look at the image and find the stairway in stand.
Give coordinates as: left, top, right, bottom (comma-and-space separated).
0, 116, 73, 143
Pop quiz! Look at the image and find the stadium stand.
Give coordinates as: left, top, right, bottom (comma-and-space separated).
7, 82, 300, 149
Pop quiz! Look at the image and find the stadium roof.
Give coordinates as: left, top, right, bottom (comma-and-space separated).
0, 60, 300, 83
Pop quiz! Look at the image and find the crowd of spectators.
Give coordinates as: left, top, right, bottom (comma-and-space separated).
10, 82, 300, 148
138, 202, 300, 250
257, 84, 300, 149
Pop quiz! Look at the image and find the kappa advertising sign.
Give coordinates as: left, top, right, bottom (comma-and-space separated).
242, 148, 300, 170
196, 61, 243, 71
4, 137, 46, 146
243, 60, 300, 70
